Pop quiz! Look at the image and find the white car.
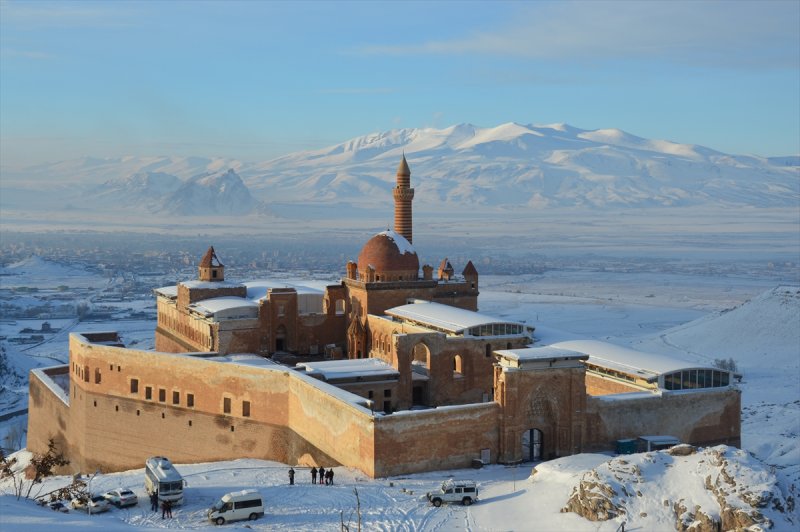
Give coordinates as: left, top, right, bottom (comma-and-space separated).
104, 488, 138, 508
426, 479, 479, 507
71, 495, 111, 513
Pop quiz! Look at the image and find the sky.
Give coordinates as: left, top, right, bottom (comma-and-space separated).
1, 0, 798, 166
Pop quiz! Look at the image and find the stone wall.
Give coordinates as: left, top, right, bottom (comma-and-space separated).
585, 373, 644, 396
27, 368, 74, 473
372, 403, 499, 477
584, 388, 741, 452
33, 333, 378, 476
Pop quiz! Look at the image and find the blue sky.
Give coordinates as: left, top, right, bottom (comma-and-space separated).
1, 0, 798, 165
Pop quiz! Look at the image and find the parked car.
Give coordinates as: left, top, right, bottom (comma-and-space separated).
426, 479, 478, 507
70, 495, 111, 513
47, 500, 69, 513
103, 488, 138, 508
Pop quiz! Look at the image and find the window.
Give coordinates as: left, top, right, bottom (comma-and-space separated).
212, 270, 218, 278
145, 386, 152, 400
383, 401, 391, 412
368, 390, 374, 399
454, 355, 463, 376
223, 397, 231, 414
84, 366, 90, 382
130, 379, 139, 394
242, 401, 250, 417
485, 344, 492, 358
158, 389, 166, 402
95, 368, 101, 384
172, 391, 180, 405
383, 389, 391, 398
278, 304, 285, 317
187, 393, 195, 408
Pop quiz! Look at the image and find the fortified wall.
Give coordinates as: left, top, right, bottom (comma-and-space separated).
28, 333, 505, 477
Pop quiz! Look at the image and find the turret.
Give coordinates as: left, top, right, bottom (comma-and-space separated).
198, 246, 224, 282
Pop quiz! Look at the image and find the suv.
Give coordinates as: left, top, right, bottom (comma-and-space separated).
426, 479, 478, 507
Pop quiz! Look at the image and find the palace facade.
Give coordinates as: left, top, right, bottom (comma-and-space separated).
27, 157, 740, 478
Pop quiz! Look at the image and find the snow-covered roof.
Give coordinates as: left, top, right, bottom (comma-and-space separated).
385, 300, 524, 335
244, 281, 323, 301
188, 297, 258, 316
495, 346, 588, 362
551, 340, 716, 381
296, 358, 399, 383
377, 229, 415, 255
154, 286, 178, 298
180, 280, 243, 289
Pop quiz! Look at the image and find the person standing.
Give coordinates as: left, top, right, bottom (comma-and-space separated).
166, 500, 173, 518
318, 467, 325, 486
161, 500, 168, 519
150, 491, 158, 512
288, 467, 295, 485
328, 468, 334, 485
311, 466, 318, 484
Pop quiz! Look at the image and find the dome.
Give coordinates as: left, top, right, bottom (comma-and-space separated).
357, 230, 419, 281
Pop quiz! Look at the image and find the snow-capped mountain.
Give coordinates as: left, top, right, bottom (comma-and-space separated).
86, 169, 266, 216
3, 122, 797, 213
246, 122, 798, 209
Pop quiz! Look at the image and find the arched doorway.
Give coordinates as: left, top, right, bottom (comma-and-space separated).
411, 342, 431, 406
521, 428, 543, 462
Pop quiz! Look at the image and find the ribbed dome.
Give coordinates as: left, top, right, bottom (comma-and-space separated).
357, 230, 419, 281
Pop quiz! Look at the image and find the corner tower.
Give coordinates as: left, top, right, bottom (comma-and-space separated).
393, 154, 415, 244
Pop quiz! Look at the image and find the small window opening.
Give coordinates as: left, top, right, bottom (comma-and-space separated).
223, 397, 231, 414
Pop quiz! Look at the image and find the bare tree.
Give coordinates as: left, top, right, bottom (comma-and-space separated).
0, 438, 70, 500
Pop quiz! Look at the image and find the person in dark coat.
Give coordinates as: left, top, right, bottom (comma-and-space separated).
325, 468, 334, 485
166, 500, 173, 518
318, 467, 325, 486
150, 491, 158, 512
311, 466, 318, 484
161, 500, 168, 519
288, 467, 295, 485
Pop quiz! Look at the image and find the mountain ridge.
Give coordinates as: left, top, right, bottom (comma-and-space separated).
2, 122, 797, 214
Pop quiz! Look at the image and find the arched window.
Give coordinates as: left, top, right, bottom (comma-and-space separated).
454, 355, 463, 377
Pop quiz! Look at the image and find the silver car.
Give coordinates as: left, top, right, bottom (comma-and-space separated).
71, 495, 111, 513
104, 488, 138, 508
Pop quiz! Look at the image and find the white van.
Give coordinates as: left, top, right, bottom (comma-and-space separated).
207, 489, 264, 525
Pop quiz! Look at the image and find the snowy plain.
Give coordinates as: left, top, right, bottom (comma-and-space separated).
0, 257, 798, 530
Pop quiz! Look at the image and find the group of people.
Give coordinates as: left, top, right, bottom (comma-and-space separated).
295, 466, 334, 485
149, 491, 173, 519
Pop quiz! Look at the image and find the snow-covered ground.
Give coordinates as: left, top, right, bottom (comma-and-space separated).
1, 257, 798, 530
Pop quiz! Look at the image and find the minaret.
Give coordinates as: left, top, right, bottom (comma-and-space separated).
393, 154, 415, 243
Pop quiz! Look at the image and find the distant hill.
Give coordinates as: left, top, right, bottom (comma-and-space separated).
635, 285, 800, 369
86, 168, 267, 216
